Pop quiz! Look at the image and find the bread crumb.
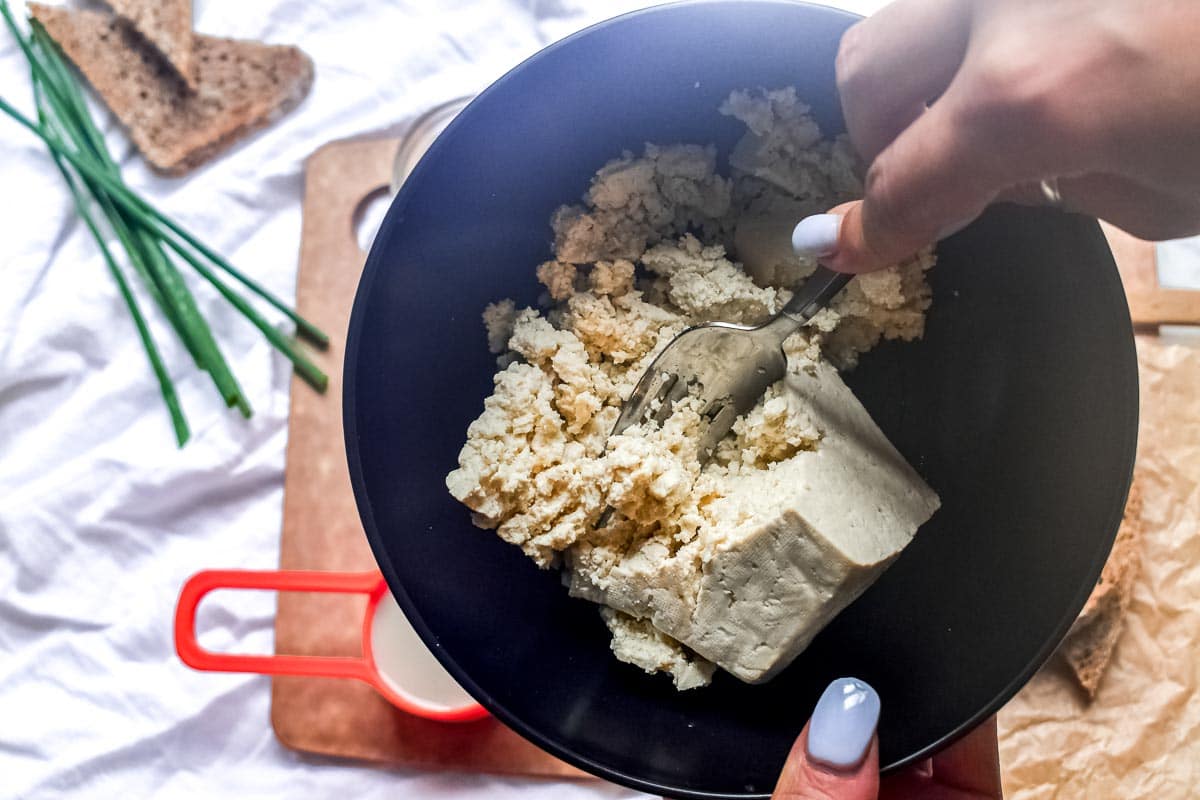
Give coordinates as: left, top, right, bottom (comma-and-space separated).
1059, 479, 1143, 698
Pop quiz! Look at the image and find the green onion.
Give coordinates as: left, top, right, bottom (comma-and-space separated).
25, 28, 250, 412
1, 1, 329, 443
31, 78, 191, 446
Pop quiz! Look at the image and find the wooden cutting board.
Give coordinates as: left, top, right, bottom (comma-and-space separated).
1102, 223, 1200, 330
270, 135, 588, 779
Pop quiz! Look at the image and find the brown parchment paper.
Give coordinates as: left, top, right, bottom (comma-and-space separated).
997, 337, 1200, 798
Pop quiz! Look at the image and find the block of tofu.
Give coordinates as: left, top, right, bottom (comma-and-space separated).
567, 360, 940, 683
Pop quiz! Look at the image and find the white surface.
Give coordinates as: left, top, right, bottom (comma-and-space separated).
1157, 236, 1200, 289
1155, 238, 1200, 345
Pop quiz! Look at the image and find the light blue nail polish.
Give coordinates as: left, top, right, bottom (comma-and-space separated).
807, 677, 880, 770
792, 214, 842, 257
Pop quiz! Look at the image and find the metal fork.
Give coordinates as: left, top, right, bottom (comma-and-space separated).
594, 265, 850, 528
610, 266, 852, 459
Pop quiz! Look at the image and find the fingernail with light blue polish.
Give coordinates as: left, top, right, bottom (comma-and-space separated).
792, 214, 842, 257
807, 677, 880, 771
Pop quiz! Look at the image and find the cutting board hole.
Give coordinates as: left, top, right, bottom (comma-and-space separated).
354, 186, 393, 253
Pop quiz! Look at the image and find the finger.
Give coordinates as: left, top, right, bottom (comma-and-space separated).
799, 63, 1075, 274
881, 772, 993, 800
836, 0, 972, 162
775, 729, 881, 800
794, 98, 989, 273
931, 717, 1002, 797
773, 678, 881, 800
1051, 174, 1200, 241
982, 172, 1200, 247
994, 181, 1049, 207
880, 718, 1001, 800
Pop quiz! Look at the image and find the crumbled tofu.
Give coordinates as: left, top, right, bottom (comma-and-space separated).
604, 395, 710, 533
482, 299, 517, 354
589, 259, 636, 297
560, 291, 680, 368
730, 383, 821, 468
447, 88, 941, 688
536, 261, 579, 302
720, 87, 859, 214
819, 249, 935, 367
552, 144, 731, 264
601, 608, 717, 691
642, 234, 783, 323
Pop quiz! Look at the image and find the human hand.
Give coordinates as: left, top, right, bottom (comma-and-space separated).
790, 0, 1200, 273
771, 677, 1002, 800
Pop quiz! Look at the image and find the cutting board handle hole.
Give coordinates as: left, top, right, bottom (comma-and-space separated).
353, 185, 393, 254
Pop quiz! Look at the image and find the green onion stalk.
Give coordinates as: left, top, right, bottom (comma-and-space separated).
0, 0, 328, 446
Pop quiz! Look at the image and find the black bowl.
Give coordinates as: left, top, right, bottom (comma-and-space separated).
344, 2, 1138, 797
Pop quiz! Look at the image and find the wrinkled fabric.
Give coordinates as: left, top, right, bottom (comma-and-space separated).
0, 0, 889, 797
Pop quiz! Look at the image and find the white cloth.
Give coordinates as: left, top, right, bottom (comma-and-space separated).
0, 2, 887, 798
1158, 237, 1200, 290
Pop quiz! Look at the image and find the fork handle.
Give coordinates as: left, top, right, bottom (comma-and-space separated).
782, 266, 853, 322
761, 266, 853, 343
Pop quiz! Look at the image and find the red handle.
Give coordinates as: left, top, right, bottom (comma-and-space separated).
174, 569, 380, 682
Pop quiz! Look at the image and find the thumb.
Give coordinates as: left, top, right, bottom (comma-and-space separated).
792, 94, 1001, 273
773, 678, 881, 800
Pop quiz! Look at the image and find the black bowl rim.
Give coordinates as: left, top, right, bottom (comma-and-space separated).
343, 1, 1140, 796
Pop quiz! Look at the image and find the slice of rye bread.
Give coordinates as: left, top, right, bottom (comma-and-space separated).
103, 0, 195, 87
1059, 478, 1144, 699
31, 4, 313, 176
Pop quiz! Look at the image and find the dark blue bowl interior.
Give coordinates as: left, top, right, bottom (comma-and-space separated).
344, 2, 1138, 798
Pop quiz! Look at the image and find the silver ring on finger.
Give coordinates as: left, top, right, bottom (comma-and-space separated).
1039, 177, 1064, 208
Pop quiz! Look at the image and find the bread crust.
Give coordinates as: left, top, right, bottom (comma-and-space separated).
1060, 479, 1143, 698
103, 0, 195, 88
31, 4, 313, 176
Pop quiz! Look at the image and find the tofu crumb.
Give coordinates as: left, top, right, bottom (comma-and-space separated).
536, 261, 579, 301
552, 143, 731, 264
482, 299, 517, 354
601, 608, 717, 691
589, 259, 636, 297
